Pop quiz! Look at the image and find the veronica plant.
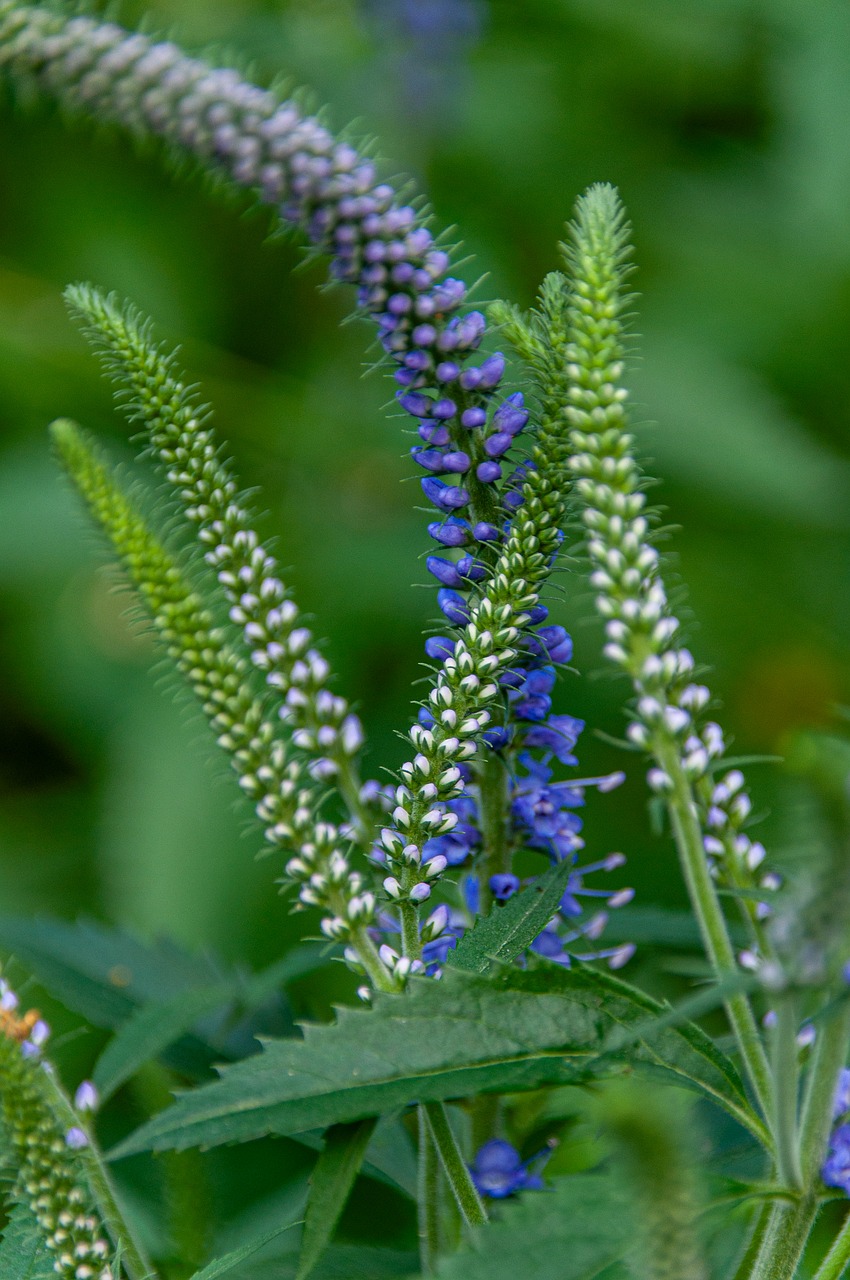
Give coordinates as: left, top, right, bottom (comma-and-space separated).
1, 5, 850, 1280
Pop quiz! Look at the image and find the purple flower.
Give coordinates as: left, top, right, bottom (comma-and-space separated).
490, 873, 520, 901
469, 1140, 546, 1198
522, 714, 585, 764
835, 1069, 850, 1120
508, 668, 556, 721
824, 1124, 850, 1194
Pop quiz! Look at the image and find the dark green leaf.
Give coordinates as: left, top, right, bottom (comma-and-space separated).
449, 862, 574, 972
92, 982, 240, 1102
187, 1222, 299, 1280
296, 1118, 377, 1280
111, 963, 765, 1159
434, 1173, 631, 1280
0, 1202, 55, 1280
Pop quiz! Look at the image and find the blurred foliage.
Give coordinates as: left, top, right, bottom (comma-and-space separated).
2, 0, 850, 1267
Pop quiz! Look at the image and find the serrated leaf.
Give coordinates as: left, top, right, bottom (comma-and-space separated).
449, 862, 574, 973
187, 1221, 299, 1280
296, 1118, 377, 1280
92, 982, 240, 1102
0, 1202, 55, 1280
111, 963, 765, 1159
434, 1172, 631, 1280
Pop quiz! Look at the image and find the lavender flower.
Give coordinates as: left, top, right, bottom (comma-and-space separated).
823, 1123, 850, 1195
469, 1139, 549, 1199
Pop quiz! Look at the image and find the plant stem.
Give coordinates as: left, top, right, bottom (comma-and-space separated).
348, 920, 396, 993
476, 750, 510, 920
655, 737, 773, 1124
800, 1001, 850, 1183
44, 1071, 153, 1280
418, 1106, 441, 1276
812, 1208, 850, 1280
747, 1197, 817, 1280
772, 994, 803, 1190
423, 1102, 488, 1228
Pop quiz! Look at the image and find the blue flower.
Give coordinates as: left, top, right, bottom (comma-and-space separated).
836, 1068, 850, 1120
508, 667, 556, 721
823, 1124, 850, 1194
490, 873, 520, 901
511, 759, 585, 860
469, 1140, 547, 1199
522, 714, 585, 764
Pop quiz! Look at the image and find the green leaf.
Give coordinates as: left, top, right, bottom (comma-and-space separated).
187, 1222, 300, 1280
0, 1202, 56, 1280
434, 1172, 631, 1280
111, 963, 765, 1159
0, 915, 225, 1029
92, 982, 241, 1102
449, 862, 574, 973
296, 1118, 377, 1280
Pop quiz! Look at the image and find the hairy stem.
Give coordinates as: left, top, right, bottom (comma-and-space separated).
417, 1106, 441, 1276
655, 738, 773, 1124
772, 994, 803, 1190
812, 1208, 850, 1280
748, 1197, 817, 1280
423, 1102, 488, 1229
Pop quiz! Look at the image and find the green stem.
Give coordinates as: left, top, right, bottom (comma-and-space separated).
348, 921, 396, 993
476, 750, 510, 920
800, 1001, 850, 1183
418, 1106, 441, 1276
44, 1072, 153, 1280
748, 1197, 818, 1280
655, 737, 773, 1124
772, 994, 803, 1190
423, 1102, 488, 1229
812, 1208, 850, 1280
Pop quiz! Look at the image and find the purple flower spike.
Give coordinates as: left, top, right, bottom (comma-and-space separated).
477, 353, 506, 388
476, 460, 502, 483
461, 407, 487, 428
427, 556, 464, 588
473, 521, 502, 542
419, 422, 451, 446
437, 588, 471, 624
469, 1140, 548, 1199
443, 451, 471, 473
425, 635, 456, 661
399, 391, 433, 418
538, 625, 573, 665
490, 873, 520, 901
421, 477, 469, 510
824, 1124, 850, 1194
484, 431, 513, 458
522, 714, 585, 764
428, 517, 470, 547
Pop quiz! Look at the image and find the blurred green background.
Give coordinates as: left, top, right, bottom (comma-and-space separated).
3, 0, 850, 1269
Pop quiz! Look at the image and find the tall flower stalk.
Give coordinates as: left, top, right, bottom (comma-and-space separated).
0, 977, 149, 1280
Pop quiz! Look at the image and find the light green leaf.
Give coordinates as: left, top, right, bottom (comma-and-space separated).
0, 1202, 57, 1280
92, 982, 240, 1102
296, 1118, 377, 1280
449, 861, 574, 972
111, 963, 765, 1159
434, 1173, 631, 1280
187, 1222, 300, 1280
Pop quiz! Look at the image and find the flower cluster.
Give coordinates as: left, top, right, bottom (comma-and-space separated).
516, 185, 781, 949
0, 981, 117, 1280
822, 1069, 850, 1196
0, 4, 523, 563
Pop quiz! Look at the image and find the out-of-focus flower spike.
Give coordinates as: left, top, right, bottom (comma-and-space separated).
0, 974, 147, 1279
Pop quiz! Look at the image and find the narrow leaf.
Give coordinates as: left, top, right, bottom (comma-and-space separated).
186, 1222, 299, 1280
296, 1118, 377, 1280
111, 963, 766, 1159
449, 861, 574, 972
92, 982, 240, 1102
0, 1203, 55, 1280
